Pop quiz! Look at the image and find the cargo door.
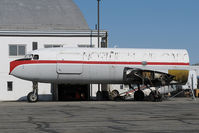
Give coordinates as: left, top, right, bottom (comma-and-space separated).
56, 52, 83, 74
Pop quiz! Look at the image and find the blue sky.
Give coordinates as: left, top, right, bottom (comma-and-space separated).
74, 0, 199, 64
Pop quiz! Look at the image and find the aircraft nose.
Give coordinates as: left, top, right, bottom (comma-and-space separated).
9, 60, 24, 75
10, 60, 16, 75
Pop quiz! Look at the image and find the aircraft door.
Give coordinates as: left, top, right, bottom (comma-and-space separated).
56, 52, 83, 74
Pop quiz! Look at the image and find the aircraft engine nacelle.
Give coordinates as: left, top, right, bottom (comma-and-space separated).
168, 69, 189, 85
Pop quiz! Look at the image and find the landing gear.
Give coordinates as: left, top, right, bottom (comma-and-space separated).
110, 90, 120, 100
27, 92, 38, 102
134, 84, 145, 101
148, 89, 162, 102
27, 82, 38, 102
96, 91, 102, 101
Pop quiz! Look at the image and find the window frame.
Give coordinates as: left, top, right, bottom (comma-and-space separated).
33, 54, 39, 60
7, 81, 13, 91
9, 44, 27, 57
32, 42, 38, 50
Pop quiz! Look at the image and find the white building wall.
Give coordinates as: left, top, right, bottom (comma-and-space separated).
0, 33, 104, 101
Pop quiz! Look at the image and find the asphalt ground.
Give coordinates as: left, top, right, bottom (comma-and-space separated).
0, 98, 199, 133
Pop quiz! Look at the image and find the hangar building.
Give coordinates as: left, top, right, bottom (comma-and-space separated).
0, 0, 107, 101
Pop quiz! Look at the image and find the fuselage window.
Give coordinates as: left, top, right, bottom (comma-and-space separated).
33, 55, 39, 60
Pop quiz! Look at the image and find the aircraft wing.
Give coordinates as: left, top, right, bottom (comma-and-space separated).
123, 67, 189, 87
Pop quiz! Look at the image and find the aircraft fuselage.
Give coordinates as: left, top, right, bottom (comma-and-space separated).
10, 48, 190, 85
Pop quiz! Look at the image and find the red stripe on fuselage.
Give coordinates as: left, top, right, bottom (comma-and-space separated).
9, 60, 190, 74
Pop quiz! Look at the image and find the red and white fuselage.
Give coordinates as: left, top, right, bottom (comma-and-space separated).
9, 48, 190, 84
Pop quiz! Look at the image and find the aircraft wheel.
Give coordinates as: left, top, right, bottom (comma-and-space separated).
155, 92, 162, 102
149, 91, 162, 102
27, 92, 38, 103
96, 91, 102, 101
134, 90, 144, 101
110, 90, 119, 100
148, 91, 155, 101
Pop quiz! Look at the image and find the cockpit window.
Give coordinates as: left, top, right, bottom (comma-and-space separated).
25, 54, 33, 59
24, 54, 39, 60
15, 54, 39, 61
33, 54, 39, 60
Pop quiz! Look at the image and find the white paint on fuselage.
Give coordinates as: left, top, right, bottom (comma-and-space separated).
10, 48, 190, 84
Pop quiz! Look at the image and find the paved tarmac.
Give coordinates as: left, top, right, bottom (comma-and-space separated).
0, 98, 199, 133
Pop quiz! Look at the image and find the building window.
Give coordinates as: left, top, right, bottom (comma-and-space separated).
32, 42, 38, 50
101, 37, 107, 48
7, 81, 13, 91
44, 44, 63, 48
9, 44, 26, 56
